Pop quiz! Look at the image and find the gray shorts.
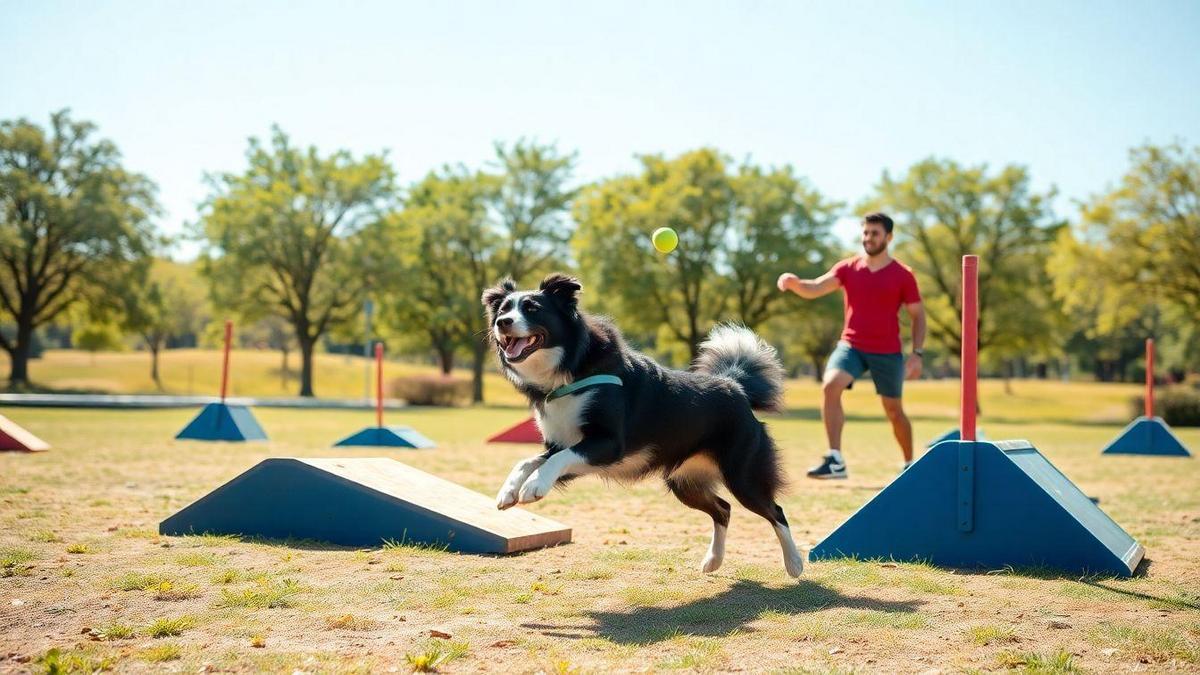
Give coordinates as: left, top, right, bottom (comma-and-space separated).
825, 341, 904, 398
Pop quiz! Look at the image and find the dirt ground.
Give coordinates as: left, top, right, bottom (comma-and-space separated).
1, 390, 1198, 673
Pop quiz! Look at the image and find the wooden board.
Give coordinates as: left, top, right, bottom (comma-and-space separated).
160, 457, 570, 554
301, 458, 568, 552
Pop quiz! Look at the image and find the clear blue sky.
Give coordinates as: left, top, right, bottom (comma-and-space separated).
3, 0, 1198, 257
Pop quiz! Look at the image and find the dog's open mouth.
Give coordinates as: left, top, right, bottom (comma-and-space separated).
500, 333, 545, 362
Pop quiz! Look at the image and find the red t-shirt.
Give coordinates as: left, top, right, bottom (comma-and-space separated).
832, 256, 921, 354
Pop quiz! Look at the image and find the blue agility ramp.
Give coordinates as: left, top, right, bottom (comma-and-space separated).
809, 439, 1144, 577
159, 457, 570, 553
176, 403, 267, 442
333, 425, 435, 449
1100, 417, 1192, 457
926, 427, 986, 448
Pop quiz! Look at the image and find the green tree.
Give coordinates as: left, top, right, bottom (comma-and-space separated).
72, 319, 124, 364
1081, 142, 1200, 327
121, 258, 209, 389
196, 126, 396, 397
862, 159, 1065, 369
574, 148, 839, 361
379, 141, 576, 402
490, 140, 578, 282
379, 168, 492, 379
0, 110, 158, 387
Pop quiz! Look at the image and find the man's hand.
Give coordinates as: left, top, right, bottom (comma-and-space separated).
905, 353, 923, 380
777, 272, 800, 293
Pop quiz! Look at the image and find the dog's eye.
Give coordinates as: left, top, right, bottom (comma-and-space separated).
524, 302, 538, 313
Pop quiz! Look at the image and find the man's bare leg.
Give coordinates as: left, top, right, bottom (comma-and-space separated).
881, 396, 914, 463
822, 369, 854, 451
810, 369, 855, 479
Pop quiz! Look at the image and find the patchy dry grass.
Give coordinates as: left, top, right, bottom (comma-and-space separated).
405, 640, 469, 672
145, 616, 195, 638
0, 386, 1197, 673
215, 578, 304, 609
969, 624, 1019, 646
138, 643, 183, 662
995, 649, 1083, 673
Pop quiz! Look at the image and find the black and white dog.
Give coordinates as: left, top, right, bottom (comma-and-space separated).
483, 273, 804, 577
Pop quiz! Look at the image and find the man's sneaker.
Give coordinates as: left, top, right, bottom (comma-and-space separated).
807, 454, 848, 480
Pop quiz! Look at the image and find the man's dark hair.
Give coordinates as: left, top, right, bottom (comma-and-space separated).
863, 212, 894, 234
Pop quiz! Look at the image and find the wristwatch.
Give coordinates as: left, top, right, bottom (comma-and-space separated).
912, 349, 924, 357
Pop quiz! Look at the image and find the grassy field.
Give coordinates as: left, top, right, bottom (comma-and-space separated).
1, 370, 1198, 672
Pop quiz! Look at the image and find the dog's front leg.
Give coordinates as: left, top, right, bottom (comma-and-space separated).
496, 455, 548, 510
517, 449, 594, 505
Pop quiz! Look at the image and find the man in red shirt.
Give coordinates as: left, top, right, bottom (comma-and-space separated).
777, 212, 926, 479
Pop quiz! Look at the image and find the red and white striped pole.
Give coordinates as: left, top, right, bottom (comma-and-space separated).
960, 256, 979, 441
220, 320, 233, 403
1145, 338, 1155, 419
375, 342, 384, 428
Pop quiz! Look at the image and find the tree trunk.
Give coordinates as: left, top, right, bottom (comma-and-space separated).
298, 336, 316, 397
437, 346, 454, 375
7, 320, 35, 387
810, 354, 825, 383
149, 342, 162, 391
471, 338, 487, 403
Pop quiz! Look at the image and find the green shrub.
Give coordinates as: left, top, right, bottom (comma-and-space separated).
391, 375, 472, 407
1133, 386, 1200, 426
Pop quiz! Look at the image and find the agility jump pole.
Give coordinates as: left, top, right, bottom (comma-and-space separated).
220, 319, 233, 403
960, 255, 979, 441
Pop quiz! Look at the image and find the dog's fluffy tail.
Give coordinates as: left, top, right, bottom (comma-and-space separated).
693, 324, 786, 412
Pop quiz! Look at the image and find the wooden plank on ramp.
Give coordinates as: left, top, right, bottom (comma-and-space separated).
160, 457, 570, 554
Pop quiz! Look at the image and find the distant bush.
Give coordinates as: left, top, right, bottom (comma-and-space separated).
391, 375, 472, 407
1132, 387, 1200, 426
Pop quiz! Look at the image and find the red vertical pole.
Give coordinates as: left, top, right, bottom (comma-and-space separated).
1145, 338, 1154, 419
960, 256, 979, 441
220, 319, 232, 403
375, 342, 384, 428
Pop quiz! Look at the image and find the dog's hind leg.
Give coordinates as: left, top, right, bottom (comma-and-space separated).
720, 432, 804, 578
667, 476, 731, 573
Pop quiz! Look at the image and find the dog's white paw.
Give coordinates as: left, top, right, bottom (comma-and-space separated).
700, 552, 723, 573
783, 553, 804, 578
517, 472, 551, 504
496, 485, 519, 510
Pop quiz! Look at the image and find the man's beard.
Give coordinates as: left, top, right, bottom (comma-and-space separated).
863, 241, 887, 256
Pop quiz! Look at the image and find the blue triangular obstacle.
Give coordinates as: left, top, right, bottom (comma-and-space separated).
927, 427, 986, 448
159, 457, 570, 553
1100, 417, 1192, 457
333, 426, 435, 449
809, 439, 1144, 577
176, 403, 267, 442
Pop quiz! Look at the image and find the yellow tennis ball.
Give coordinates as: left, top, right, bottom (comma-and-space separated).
652, 227, 678, 253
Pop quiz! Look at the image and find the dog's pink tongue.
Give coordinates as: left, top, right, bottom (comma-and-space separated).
504, 337, 530, 358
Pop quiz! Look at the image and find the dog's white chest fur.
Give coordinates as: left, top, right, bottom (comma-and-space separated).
535, 389, 593, 447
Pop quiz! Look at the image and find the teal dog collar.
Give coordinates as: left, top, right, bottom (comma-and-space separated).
545, 375, 623, 402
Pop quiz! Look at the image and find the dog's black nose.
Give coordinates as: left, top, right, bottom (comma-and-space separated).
497, 317, 514, 329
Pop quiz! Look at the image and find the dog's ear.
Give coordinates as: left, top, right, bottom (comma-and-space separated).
539, 273, 582, 307
481, 278, 516, 317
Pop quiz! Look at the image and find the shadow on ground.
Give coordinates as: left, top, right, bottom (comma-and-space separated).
522, 578, 924, 644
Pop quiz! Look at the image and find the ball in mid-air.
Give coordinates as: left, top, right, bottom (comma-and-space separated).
651, 227, 678, 253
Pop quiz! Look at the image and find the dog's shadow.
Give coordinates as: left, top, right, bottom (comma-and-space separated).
521, 578, 924, 644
